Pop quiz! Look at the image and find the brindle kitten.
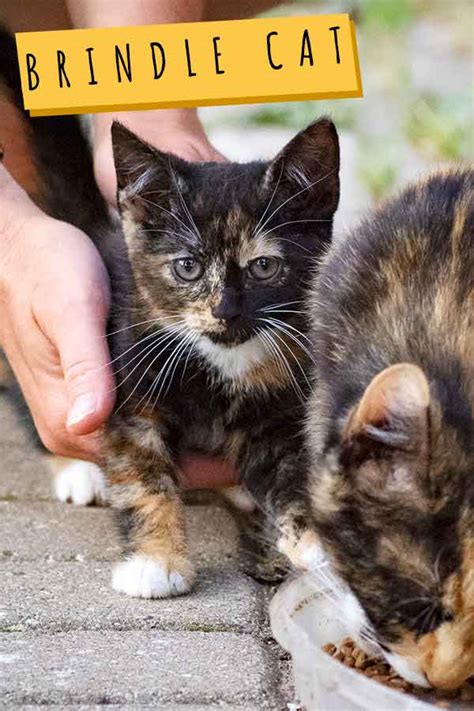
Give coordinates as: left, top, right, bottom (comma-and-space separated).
103, 119, 339, 597
306, 169, 473, 690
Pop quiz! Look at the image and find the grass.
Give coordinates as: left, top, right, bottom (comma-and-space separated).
405, 94, 473, 161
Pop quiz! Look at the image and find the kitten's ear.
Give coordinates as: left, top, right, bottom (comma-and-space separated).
344, 363, 431, 454
263, 117, 340, 217
111, 121, 182, 219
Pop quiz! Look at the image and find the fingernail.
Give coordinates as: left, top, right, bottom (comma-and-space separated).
67, 393, 97, 428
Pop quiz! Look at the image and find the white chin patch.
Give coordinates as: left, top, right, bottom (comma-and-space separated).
112, 555, 192, 599
196, 335, 266, 379
54, 460, 107, 506
384, 652, 430, 688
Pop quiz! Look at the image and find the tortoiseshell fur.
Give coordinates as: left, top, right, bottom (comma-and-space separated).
306, 170, 473, 689
102, 120, 339, 595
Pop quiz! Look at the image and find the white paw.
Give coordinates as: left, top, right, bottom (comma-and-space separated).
298, 542, 328, 572
220, 485, 256, 513
112, 554, 193, 599
54, 460, 107, 507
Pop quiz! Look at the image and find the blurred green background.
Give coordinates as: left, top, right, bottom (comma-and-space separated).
201, 0, 473, 230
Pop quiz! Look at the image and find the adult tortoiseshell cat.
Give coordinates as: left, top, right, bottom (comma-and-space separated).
306, 169, 473, 690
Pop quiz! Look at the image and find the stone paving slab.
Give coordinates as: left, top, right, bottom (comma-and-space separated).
1, 561, 264, 634
0, 631, 281, 707
0, 445, 52, 501
0, 501, 240, 565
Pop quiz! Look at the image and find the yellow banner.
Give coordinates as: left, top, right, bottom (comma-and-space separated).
15, 14, 362, 117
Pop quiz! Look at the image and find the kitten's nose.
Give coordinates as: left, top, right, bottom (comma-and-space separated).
212, 289, 241, 325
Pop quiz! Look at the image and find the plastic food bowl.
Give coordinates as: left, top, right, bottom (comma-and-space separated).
270, 574, 467, 711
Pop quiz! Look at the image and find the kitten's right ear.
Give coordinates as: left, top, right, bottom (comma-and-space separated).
263, 117, 340, 217
111, 122, 172, 218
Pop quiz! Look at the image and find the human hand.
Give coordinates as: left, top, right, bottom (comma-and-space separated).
0, 171, 115, 461
93, 108, 225, 206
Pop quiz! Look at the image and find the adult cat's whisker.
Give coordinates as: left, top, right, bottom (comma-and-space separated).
255, 169, 337, 237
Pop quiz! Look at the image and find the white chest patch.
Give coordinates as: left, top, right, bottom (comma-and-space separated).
196, 336, 267, 380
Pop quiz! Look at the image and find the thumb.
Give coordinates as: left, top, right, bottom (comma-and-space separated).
58, 308, 115, 436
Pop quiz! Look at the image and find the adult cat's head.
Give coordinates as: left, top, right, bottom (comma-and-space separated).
111, 119, 339, 366
309, 362, 474, 689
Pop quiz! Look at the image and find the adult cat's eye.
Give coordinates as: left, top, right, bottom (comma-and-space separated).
172, 257, 204, 282
248, 256, 281, 281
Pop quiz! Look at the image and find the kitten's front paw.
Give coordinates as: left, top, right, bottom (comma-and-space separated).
54, 460, 107, 506
112, 554, 195, 599
278, 528, 325, 572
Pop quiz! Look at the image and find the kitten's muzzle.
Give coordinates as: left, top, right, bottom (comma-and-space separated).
212, 288, 242, 327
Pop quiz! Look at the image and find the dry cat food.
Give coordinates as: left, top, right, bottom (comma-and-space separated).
323, 638, 474, 708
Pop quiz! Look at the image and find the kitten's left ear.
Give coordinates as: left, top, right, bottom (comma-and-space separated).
111, 121, 186, 218
344, 363, 431, 453
263, 117, 340, 217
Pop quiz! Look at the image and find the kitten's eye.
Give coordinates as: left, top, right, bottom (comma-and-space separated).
173, 257, 204, 282
248, 256, 281, 281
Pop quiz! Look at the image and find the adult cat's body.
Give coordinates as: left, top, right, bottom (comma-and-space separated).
306, 170, 473, 689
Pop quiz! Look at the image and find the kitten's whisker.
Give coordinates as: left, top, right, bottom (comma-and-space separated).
118, 327, 189, 415
169, 163, 202, 241
148, 331, 196, 409
260, 300, 305, 312
256, 328, 289, 385
264, 316, 313, 348
139, 329, 192, 411
252, 158, 285, 237
269, 237, 315, 255
180, 334, 200, 387
258, 328, 305, 402
138, 194, 197, 240
259, 319, 315, 372
112, 320, 188, 375
255, 169, 337, 237
113, 326, 186, 410
158, 331, 197, 402
259, 218, 331, 240
105, 316, 179, 337
266, 325, 312, 388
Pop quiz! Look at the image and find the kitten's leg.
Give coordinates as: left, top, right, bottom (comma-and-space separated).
105, 425, 194, 599
241, 445, 321, 572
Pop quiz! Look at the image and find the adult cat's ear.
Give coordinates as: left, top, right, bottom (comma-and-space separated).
344, 363, 431, 454
111, 121, 185, 218
263, 117, 340, 217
